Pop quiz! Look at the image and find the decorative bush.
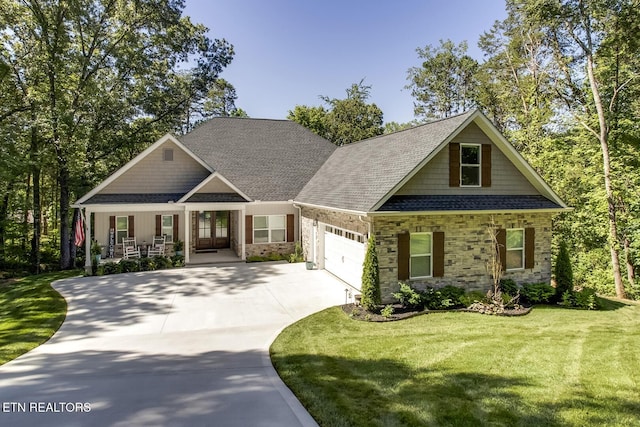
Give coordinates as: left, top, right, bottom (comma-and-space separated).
102, 261, 121, 275
393, 282, 423, 309
288, 242, 305, 263
171, 255, 185, 267
554, 240, 574, 300
520, 282, 555, 305
438, 285, 466, 307
561, 287, 599, 310
153, 255, 173, 270
360, 236, 380, 311
139, 257, 156, 271
499, 279, 519, 297
119, 259, 140, 273
381, 305, 395, 319
460, 290, 487, 307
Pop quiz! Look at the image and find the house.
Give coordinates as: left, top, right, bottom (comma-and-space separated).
74, 109, 569, 298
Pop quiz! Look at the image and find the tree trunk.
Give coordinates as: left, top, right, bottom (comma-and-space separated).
59, 163, 72, 269
0, 181, 14, 262
30, 113, 41, 274
624, 237, 636, 288
585, 53, 626, 299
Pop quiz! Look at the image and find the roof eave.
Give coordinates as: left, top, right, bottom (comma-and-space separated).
366, 207, 573, 216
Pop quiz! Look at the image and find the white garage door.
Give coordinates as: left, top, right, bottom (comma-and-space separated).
324, 226, 366, 290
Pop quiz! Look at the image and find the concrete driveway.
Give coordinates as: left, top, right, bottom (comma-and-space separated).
0, 262, 349, 426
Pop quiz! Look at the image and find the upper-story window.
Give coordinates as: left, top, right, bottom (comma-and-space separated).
460, 144, 481, 186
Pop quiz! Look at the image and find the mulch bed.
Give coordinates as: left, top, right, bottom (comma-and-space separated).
342, 303, 532, 322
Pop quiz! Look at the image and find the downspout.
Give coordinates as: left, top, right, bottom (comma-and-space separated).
359, 215, 371, 239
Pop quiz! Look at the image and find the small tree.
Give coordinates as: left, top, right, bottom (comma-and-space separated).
554, 240, 574, 300
486, 216, 503, 304
361, 235, 381, 311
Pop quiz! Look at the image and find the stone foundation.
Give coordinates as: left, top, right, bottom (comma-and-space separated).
245, 242, 296, 258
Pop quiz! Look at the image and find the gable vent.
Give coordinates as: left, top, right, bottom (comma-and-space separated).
163, 148, 174, 161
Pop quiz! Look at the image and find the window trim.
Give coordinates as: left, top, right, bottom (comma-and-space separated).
506, 228, 525, 271
410, 232, 433, 279
161, 214, 174, 242
460, 143, 482, 187
116, 216, 128, 244
253, 215, 286, 244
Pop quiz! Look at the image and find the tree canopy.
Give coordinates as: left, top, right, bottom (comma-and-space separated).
0, 0, 235, 269
288, 80, 384, 145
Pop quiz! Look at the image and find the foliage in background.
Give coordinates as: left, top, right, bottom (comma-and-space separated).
288, 80, 384, 145
360, 236, 381, 311
0, 0, 236, 272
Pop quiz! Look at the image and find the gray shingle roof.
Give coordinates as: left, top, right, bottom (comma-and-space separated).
85, 193, 185, 204
295, 111, 475, 212
179, 118, 337, 201
184, 193, 248, 203
378, 195, 562, 212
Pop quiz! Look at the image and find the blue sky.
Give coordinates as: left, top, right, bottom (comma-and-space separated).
184, 0, 507, 124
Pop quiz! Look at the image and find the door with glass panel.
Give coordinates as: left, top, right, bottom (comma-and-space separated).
196, 211, 230, 250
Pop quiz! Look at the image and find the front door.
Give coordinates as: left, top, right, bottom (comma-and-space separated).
196, 211, 230, 250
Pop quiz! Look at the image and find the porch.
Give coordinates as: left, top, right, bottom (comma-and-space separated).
187, 249, 243, 265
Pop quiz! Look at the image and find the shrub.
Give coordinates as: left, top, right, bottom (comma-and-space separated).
153, 255, 173, 270
288, 242, 305, 263
554, 240, 574, 300
460, 290, 487, 307
360, 236, 381, 311
438, 285, 466, 307
171, 255, 185, 267
119, 259, 140, 273
393, 282, 423, 309
381, 305, 395, 319
520, 282, 555, 305
499, 279, 519, 297
102, 261, 121, 275
561, 287, 599, 310
139, 257, 156, 271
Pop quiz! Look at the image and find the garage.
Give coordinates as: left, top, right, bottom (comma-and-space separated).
323, 225, 366, 290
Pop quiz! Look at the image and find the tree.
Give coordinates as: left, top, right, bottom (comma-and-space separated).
407, 39, 480, 119
360, 235, 381, 311
511, 0, 640, 299
288, 80, 384, 145
1, 0, 234, 269
555, 240, 574, 299
287, 105, 328, 137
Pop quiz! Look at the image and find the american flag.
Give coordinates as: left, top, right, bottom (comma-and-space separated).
74, 210, 85, 247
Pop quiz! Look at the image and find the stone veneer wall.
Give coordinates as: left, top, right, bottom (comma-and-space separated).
373, 212, 554, 300
245, 242, 296, 258
300, 206, 372, 263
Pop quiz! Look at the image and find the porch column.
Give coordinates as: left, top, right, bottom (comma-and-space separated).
84, 208, 92, 273
184, 208, 190, 264
240, 206, 246, 260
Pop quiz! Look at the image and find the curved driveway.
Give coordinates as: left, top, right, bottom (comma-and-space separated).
0, 263, 348, 426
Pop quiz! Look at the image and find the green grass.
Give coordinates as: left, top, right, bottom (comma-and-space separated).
271, 299, 640, 427
0, 270, 78, 365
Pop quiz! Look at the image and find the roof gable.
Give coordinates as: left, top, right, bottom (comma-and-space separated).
295, 110, 567, 213
295, 111, 475, 212
76, 134, 211, 205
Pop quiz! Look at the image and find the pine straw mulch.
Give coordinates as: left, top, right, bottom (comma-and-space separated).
341, 303, 532, 322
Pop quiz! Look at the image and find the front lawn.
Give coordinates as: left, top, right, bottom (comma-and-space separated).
271, 299, 640, 426
0, 271, 77, 365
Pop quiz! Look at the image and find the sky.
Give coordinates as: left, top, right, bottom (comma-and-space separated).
183, 0, 508, 125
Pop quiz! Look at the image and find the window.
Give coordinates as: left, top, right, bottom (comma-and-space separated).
253, 215, 286, 243
116, 216, 128, 244
162, 215, 173, 242
506, 229, 524, 270
163, 148, 174, 161
410, 232, 432, 278
460, 144, 481, 186
326, 225, 365, 243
